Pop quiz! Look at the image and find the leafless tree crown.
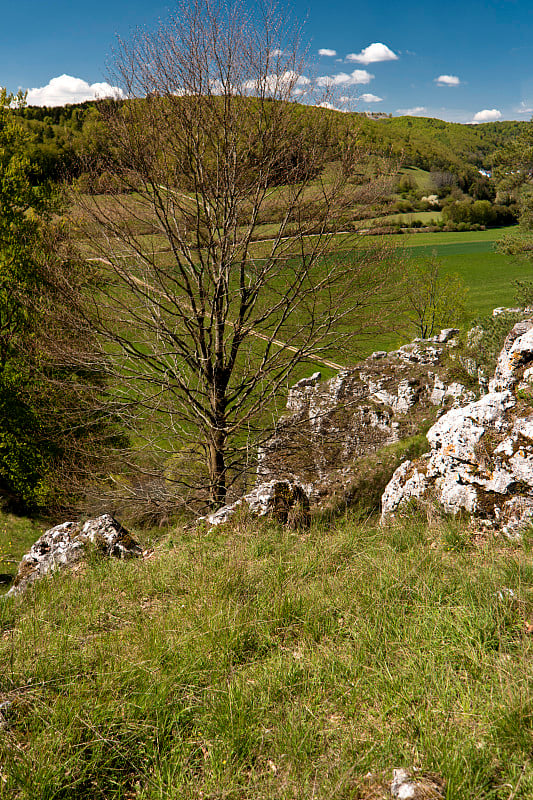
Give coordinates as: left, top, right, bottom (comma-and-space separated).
70, 0, 400, 509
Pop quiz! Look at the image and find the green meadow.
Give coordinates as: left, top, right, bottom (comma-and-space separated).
2, 512, 533, 799
400, 227, 529, 319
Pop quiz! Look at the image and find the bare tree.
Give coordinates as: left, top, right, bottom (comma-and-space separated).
67, 0, 400, 508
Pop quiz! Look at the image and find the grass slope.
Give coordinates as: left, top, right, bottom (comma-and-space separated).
1, 512, 533, 798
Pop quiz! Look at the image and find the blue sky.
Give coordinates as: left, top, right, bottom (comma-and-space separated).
2, 0, 533, 122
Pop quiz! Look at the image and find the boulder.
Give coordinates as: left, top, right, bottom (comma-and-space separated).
200, 480, 309, 528
382, 320, 533, 534
6, 514, 142, 597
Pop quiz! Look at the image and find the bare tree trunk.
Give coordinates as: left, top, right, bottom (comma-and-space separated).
208, 429, 227, 506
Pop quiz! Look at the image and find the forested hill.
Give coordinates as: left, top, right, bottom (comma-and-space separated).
12, 100, 106, 182
359, 115, 526, 173
11, 99, 530, 184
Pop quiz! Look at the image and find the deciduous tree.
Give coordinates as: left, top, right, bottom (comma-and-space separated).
69, 0, 400, 508
402, 255, 467, 340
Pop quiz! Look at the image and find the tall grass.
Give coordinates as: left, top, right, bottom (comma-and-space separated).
1, 512, 533, 798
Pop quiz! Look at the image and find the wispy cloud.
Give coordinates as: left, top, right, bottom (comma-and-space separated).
26, 74, 122, 106
471, 108, 502, 123
517, 100, 533, 114
435, 74, 461, 86
318, 48, 337, 57
346, 43, 398, 65
316, 69, 373, 87
360, 93, 383, 103
396, 106, 426, 116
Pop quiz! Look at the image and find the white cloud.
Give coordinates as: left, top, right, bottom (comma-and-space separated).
435, 74, 461, 86
270, 48, 283, 56
396, 106, 427, 116
318, 48, 337, 57
517, 101, 533, 114
242, 71, 309, 94
472, 108, 502, 123
360, 93, 383, 103
317, 101, 341, 111
316, 69, 373, 87
26, 74, 123, 106
346, 43, 398, 65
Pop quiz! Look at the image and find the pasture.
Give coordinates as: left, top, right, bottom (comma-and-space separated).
400, 227, 528, 319
74, 188, 529, 367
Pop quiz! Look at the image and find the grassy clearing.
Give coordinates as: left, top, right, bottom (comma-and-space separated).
378, 210, 443, 225
73, 188, 526, 381
78, 212, 528, 372
1, 511, 533, 798
393, 226, 516, 247
400, 167, 434, 192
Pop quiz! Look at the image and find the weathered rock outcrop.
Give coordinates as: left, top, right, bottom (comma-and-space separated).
258, 329, 473, 506
200, 480, 309, 528
382, 319, 533, 534
6, 514, 142, 597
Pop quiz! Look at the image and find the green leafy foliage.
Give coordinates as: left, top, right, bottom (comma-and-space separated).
0, 90, 125, 509
0, 90, 59, 505
442, 199, 517, 227
453, 311, 527, 383
402, 255, 468, 339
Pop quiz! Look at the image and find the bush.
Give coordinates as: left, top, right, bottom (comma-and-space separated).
443, 200, 518, 227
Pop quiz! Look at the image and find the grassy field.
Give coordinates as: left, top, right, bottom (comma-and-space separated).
399, 226, 529, 319
2, 510, 533, 798
333, 226, 529, 360
377, 210, 443, 226
75, 202, 530, 378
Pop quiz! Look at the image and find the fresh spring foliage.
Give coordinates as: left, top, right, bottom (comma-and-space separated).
402, 255, 467, 339
0, 90, 125, 510
0, 89, 60, 506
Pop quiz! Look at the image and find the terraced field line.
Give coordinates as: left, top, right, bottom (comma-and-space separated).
87, 257, 344, 371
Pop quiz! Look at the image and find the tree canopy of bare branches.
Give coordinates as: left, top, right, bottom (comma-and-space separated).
69, 0, 400, 508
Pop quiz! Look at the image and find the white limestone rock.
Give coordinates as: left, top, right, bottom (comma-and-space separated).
493, 307, 523, 317
200, 480, 309, 527
490, 320, 533, 392
444, 382, 477, 407
390, 768, 445, 799
259, 329, 477, 505
6, 515, 142, 598
286, 372, 322, 414
430, 375, 446, 405
381, 319, 533, 531
381, 461, 429, 517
